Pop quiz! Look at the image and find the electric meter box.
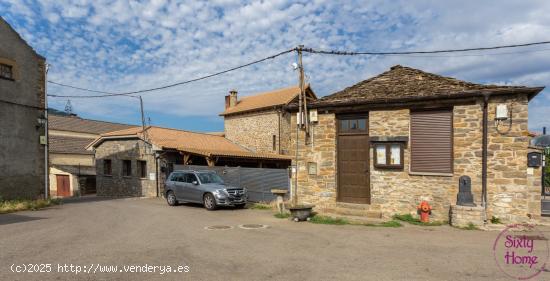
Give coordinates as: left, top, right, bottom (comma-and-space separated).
309, 109, 318, 122
527, 152, 542, 167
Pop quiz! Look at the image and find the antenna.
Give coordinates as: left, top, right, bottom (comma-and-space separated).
64, 99, 73, 115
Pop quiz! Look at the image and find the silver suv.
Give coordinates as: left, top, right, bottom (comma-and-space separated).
164, 170, 247, 210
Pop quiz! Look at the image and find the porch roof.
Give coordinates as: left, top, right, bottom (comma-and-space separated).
87, 126, 290, 161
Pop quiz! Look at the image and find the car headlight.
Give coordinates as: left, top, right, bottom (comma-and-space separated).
213, 189, 228, 198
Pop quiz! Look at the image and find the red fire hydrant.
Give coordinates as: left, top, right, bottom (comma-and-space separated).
417, 201, 432, 223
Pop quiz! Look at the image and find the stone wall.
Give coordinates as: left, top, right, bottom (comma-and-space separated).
290, 113, 338, 206
0, 19, 46, 200
95, 139, 157, 197
450, 205, 485, 228
224, 109, 291, 154
290, 94, 540, 223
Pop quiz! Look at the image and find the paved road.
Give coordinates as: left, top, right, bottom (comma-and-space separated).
1, 197, 549, 281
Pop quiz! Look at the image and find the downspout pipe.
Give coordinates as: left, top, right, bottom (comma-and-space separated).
44, 63, 49, 199
482, 93, 490, 216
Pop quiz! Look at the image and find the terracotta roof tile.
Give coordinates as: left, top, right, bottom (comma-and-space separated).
49, 115, 134, 135
220, 85, 315, 116
311, 65, 543, 107
93, 126, 290, 160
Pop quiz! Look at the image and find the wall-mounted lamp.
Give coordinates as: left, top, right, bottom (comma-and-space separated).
495, 104, 509, 120
495, 103, 512, 134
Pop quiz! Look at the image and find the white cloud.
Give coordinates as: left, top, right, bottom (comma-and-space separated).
1, 0, 549, 130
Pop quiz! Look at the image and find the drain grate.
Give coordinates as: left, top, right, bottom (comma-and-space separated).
238, 224, 269, 229
204, 225, 233, 230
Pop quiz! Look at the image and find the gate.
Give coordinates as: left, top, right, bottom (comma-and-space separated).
173, 165, 290, 202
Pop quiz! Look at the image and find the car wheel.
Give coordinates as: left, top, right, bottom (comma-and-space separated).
235, 204, 246, 209
203, 193, 217, 210
166, 191, 178, 206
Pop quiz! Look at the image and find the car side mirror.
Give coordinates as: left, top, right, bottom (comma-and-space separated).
192, 181, 198, 185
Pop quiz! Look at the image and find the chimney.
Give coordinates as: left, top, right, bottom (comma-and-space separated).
229, 89, 238, 108
224, 95, 230, 109
544, 127, 547, 135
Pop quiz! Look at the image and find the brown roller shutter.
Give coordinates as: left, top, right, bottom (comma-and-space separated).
410, 109, 453, 174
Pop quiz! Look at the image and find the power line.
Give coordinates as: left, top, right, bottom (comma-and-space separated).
46, 40, 550, 99
48, 48, 296, 98
302, 40, 550, 55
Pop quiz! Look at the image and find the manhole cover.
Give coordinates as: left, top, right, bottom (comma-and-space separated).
238, 224, 269, 229
204, 225, 233, 230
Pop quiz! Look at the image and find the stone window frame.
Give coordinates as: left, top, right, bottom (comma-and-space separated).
137, 160, 147, 179
0, 58, 19, 81
122, 160, 132, 177
372, 142, 405, 170
103, 159, 112, 176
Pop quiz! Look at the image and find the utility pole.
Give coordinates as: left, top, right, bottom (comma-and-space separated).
139, 95, 146, 133
293, 45, 306, 206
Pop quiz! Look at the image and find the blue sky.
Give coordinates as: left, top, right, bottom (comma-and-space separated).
1, 0, 549, 132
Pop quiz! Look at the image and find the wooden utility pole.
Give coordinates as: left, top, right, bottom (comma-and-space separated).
298, 45, 309, 136
293, 45, 307, 207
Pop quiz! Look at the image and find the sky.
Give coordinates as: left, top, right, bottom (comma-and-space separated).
1, 0, 549, 132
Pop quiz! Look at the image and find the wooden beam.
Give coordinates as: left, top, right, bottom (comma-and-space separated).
183, 153, 190, 165
206, 157, 216, 167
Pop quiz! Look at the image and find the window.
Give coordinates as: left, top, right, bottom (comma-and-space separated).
122, 160, 132, 177
138, 160, 147, 178
338, 117, 367, 133
272, 135, 277, 151
373, 143, 404, 169
184, 173, 198, 184
103, 159, 112, 175
410, 109, 453, 174
170, 173, 184, 182
0, 63, 13, 80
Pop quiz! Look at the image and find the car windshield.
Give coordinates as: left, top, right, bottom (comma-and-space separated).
197, 172, 224, 184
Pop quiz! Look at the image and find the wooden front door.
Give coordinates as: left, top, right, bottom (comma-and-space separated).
337, 116, 370, 204
56, 175, 71, 197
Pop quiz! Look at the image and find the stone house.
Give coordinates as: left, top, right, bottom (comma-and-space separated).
221, 86, 317, 155
48, 113, 134, 197
0, 17, 46, 200
289, 65, 544, 224
87, 126, 291, 197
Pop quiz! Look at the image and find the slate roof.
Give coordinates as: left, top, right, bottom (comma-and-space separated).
49, 114, 134, 135
89, 126, 291, 160
311, 65, 543, 108
49, 135, 95, 155
220, 85, 316, 116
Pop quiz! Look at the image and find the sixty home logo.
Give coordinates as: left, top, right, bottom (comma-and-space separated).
493, 224, 549, 279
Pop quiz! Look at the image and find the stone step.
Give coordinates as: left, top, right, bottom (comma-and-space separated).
316, 212, 386, 224
318, 205, 382, 218
335, 202, 372, 210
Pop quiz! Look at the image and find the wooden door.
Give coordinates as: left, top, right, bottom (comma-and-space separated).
337, 116, 370, 204
56, 175, 71, 197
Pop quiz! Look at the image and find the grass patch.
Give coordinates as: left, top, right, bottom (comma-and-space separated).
365, 220, 403, 227
392, 214, 447, 226
249, 202, 273, 210
309, 215, 349, 225
274, 212, 291, 219
0, 198, 62, 214
490, 216, 502, 224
